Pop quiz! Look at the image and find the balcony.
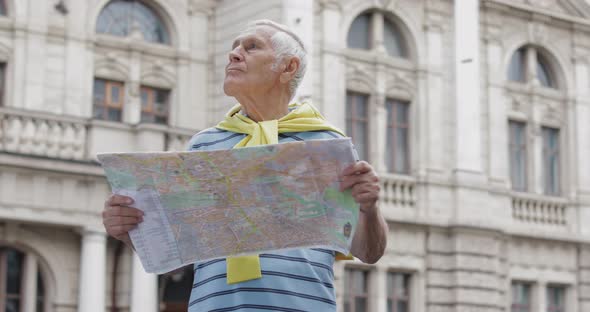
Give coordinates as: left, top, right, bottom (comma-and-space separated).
0, 107, 195, 163
511, 192, 569, 228
379, 173, 416, 220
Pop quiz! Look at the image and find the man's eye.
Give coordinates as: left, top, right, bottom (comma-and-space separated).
247, 43, 257, 50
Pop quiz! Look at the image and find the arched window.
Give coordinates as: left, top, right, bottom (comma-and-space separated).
347, 11, 408, 58
507, 45, 557, 89
96, 0, 170, 45
347, 13, 371, 50
383, 18, 406, 58
0, 247, 47, 312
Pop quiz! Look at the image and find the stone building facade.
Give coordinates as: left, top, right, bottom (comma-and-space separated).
0, 0, 589, 311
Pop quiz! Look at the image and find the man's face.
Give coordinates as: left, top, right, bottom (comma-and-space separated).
223, 27, 280, 97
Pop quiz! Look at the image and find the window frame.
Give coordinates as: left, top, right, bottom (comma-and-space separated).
343, 267, 370, 312
96, 0, 171, 45
386, 271, 411, 312
511, 282, 532, 312
541, 126, 561, 196
508, 120, 528, 191
346, 91, 370, 161
93, 78, 125, 122
507, 46, 558, 89
385, 99, 410, 174
140, 85, 170, 125
546, 285, 566, 312
346, 10, 409, 59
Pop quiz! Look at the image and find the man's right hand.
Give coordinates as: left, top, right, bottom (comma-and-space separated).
102, 194, 144, 248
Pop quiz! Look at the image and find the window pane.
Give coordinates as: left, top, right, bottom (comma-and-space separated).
344, 302, 351, 312
6, 249, 23, 294
352, 270, 366, 293
346, 93, 353, 138
383, 18, 405, 57
93, 106, 104, 119
347, 13, 371, 50
387, 299, 393, 312
542, 127, 560, 195
37, 269, 45, 312
96, 0, 170, 44
6, 299, 19, 312
111, 85, 120, 104
396, 301, 408, 312
356, 95, 368, 118
108, 109, 121, 121
354, 298, 367, 312
396, 102, 409, 124
94, 79, 106, 100
0, 0, 6, 16
508, 48, 526, 82
395, 127, 408, 173
509, 121, 527, 191
141, 88, 150, 109
537, 53, 555, 88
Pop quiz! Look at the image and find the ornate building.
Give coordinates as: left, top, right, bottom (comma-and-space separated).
0, 0, 589, 311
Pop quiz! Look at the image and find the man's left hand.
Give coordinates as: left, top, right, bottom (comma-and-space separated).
339, 161, 380, 214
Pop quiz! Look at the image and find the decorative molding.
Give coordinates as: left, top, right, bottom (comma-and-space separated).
187, 0, 216, 16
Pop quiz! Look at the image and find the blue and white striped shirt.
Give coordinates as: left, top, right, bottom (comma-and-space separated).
187, 127, 343, 312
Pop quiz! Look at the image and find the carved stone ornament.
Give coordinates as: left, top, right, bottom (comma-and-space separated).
188, 0, 217, 16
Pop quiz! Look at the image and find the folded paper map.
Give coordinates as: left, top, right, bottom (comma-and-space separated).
97, 138, 359, 274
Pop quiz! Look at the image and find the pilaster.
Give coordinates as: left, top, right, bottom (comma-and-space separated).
78, 229, 107, 312
130, 253, 158, 312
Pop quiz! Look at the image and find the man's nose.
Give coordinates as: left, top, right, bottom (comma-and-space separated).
229, 49, 243, 62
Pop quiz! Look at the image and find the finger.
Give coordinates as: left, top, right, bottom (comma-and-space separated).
351, 182, 380, 198
108, 224, 138, 237
353, 192, 379, 204
105, 206, 144, 217
340, 174, 379, 191
106, 194, 134, 207
341, 161, 373, 177
104, 216, 143, 227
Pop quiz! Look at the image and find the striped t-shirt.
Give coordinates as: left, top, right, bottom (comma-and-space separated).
187, 127, 343, 312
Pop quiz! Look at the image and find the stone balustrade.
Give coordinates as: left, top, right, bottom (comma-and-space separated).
512, 192, 568, 226
379, 173, 416, 210
0, 108, 196, 161
0, 108, 88, 160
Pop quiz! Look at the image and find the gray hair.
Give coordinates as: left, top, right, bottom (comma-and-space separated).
246, 19, 307, 97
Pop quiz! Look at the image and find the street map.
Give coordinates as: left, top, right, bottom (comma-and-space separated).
98, 138, 359, 274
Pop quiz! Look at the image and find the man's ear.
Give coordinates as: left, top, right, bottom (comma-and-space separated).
279, 56, 300, 84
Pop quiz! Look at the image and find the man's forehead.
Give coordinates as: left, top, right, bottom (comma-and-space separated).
234, 26, 275, 42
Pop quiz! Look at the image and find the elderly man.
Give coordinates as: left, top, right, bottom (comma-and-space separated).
103, 20, 388, 311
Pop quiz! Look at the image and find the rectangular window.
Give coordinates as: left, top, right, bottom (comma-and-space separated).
346, 92, 369, 161
511, 282, 531, 312
343, 268, 369, 312
140, 86, 170, 125
547, 286, 565, 312
509, 121, 527, 191
386, 99, 410, 174
387, 272, 410, 312
542, 127, 560, 195
93, 78, 124, 122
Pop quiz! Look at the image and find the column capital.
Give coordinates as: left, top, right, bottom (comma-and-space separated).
188, 0, 216, 16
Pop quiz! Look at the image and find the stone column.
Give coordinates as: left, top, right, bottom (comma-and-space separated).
319, 1, 346, 130
454, 0, 482, 176
421, 9, 445, 178
22, 252, 37, 312
78, 230, 106, 312
579, 246, 590, 312
282, 0, 314, 102
370, 266, 387, 312
130, 253, 158, 312
182, 0, 214, 129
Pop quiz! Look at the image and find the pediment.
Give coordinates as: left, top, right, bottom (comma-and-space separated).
511, 0, 590, 18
